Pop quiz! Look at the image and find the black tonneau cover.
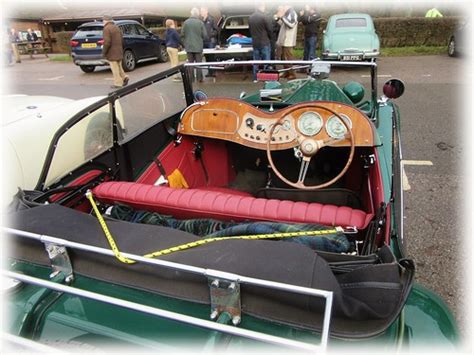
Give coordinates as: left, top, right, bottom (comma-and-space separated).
6, 204, 414, 339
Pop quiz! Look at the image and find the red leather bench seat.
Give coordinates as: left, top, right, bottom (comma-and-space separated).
93, 181, 373, 229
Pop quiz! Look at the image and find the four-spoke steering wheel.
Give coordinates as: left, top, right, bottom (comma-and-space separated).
266, 104, 355, 190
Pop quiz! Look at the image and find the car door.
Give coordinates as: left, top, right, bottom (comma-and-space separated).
132, 24, 156, 59
120, 24, 139, 55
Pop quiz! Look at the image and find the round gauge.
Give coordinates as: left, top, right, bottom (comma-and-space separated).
326, 114, 352, 139
282, 119, 292, 131
297, 111, 323, 136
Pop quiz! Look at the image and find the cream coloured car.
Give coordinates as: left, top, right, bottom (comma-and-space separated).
2, 94, 112, 205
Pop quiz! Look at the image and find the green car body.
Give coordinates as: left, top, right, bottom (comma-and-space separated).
322, 13, 380, 61
3, 60, 458, 352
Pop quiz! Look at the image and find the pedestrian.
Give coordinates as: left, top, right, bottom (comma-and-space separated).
248, 2, 273, 82
9, 28, 21, 63
165, 19, 183, 81
270, 13, 281, 60
200, 7, 218, 49
275, 5, 298, 80
299, 5, 321, 61
181, 7, 208, 82
201, 7, 218, 77
26, 28, 38, 42
102, 15, 129, 89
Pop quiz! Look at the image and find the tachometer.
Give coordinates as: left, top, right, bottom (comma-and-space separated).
297, 111, 323, 136
326, 114, 352, 139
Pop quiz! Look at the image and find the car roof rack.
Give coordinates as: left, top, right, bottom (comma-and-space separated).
4, 227, 333, 351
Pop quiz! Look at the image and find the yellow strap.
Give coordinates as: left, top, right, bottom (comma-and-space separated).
86, 190, 342, 264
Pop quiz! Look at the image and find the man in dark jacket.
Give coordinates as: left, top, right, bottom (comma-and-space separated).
181, 7, 208, 82
200, 7, 218, 48
248, 2, 273, 81
299, 5, 321, 60
102, 15, 129, 88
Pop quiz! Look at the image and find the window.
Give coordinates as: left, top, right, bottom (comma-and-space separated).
116, 76, 186, 144
120, 24, 138, 35
335, 18, 367, 28
74, 26, 103, 38
135, 24, 150, 36
45, 103, 113, 187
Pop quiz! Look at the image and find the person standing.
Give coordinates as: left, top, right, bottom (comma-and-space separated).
275, 5, 298, 80
9, 28, 21, 63
165, 19, 182, 81
248, 2, 273, 82
181, 7, 208, 82
102, 15, 129, 89
299, 5, 321, 60
201, 7, 218, 77
200, 7, 218, 48
26, 28, 38, 42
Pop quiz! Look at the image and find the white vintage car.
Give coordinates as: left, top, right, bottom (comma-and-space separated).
2, 94, 110, 205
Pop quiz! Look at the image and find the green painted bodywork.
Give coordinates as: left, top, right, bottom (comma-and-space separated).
243, 79, 353, 106
322, 13, 380, 57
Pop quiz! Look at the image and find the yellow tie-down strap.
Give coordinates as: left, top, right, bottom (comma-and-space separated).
86, 190, 352, 264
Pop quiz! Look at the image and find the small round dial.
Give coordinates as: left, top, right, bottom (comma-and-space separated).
297, 111, 323, 136
326, 114, 352, 139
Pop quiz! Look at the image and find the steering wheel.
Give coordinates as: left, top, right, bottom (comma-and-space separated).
266, 104, 355, 190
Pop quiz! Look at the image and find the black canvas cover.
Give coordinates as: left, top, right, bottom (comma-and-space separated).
6, 204, 414, 339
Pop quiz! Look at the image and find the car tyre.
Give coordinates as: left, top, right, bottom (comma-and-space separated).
157, 45, 169, 63
80, 65, 96, 73
122, 49, 136, 72
448, 36, 457, 57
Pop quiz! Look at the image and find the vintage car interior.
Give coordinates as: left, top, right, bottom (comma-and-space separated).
7, 62, 415, 342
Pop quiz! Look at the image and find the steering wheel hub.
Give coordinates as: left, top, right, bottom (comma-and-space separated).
300, 139, 319, 156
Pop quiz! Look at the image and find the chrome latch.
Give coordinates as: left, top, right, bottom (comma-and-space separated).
207, 271, 241, 325
45, 243, 73, 284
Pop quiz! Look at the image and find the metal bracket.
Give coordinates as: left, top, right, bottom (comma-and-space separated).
44, 243, 74, 284
208, 277, 241, 326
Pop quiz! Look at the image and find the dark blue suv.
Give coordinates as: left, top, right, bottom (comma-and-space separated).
70, 20, 168, 73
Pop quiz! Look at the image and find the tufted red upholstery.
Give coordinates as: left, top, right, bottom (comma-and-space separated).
93, 181, 373, 229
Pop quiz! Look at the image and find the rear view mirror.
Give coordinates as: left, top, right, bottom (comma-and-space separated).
383, 79, 405, 99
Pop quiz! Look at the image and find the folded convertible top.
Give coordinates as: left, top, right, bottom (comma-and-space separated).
6, 204, 414, 339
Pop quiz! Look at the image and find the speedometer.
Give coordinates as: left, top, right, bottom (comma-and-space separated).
326, 114, 352, 139
297, 111, 323, 136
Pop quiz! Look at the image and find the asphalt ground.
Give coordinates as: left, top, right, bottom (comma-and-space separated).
2, 53, 470, 339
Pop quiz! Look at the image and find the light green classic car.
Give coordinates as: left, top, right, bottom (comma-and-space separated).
322, 13, 380, 61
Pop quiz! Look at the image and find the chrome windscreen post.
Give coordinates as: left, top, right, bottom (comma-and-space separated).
44, 242, 73, 284
207, 270, 241, 325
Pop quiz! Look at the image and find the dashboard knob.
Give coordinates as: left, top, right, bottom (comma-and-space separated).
245, 118, 254, 129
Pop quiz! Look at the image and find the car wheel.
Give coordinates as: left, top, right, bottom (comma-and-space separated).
157, 45, 169, 63
80, 65, 95, 73
448, 36, 456, 57
122, 49, 136, 72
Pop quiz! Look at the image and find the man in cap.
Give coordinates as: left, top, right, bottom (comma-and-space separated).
102, 15, 129, 88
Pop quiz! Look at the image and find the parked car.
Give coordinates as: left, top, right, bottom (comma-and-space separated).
70, 20, 168, 73
213, 12, 253, 61
3, 59, 458, 352
448, 20, 468, 57
322, 13, 380, 61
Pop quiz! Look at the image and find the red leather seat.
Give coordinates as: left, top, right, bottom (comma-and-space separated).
93, 182, 373, 229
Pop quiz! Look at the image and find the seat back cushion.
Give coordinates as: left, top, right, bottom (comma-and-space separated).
93, 181, 373, 229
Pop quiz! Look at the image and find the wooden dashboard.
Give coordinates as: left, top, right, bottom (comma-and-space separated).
178, 98, 375, 150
